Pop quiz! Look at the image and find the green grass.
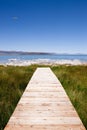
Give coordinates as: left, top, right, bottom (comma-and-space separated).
51, 65, 87, 129
0, 65, 87, 129
0, 65, 37, 130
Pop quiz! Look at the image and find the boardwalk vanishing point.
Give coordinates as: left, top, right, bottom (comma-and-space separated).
4, 67, 86, 130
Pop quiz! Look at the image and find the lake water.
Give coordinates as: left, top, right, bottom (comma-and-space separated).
0, 54, 87, 64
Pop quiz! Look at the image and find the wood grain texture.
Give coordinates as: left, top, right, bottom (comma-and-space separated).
4, 68, 86, 130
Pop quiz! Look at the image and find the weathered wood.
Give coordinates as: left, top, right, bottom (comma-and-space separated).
4, 68, 86, 130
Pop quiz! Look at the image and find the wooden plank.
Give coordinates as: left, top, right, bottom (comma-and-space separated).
4, 68, 86, 130
12, 110, 77, 117
22, 92, 67, 98
8, 117, 82, 125
4, 124, 85, 130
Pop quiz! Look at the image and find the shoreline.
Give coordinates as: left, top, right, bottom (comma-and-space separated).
0, 59, 87, 66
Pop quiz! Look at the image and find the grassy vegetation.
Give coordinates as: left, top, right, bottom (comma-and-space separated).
0, 65, 87, 129
0, 65, 37, 130
51, 65, 87, 129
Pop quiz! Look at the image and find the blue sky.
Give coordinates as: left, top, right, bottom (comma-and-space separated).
0, 0, 87, 53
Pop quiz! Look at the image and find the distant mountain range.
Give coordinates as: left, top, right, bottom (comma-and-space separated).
0, 51, 54, 55
0, 51, 86, 55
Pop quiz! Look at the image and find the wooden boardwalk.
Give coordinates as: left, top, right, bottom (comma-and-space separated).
4, 68, 86, 130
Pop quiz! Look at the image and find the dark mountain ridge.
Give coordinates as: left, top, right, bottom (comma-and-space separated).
0, 50, 54, 55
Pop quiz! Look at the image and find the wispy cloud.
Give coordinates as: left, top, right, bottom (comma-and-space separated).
12, 16, 19, 20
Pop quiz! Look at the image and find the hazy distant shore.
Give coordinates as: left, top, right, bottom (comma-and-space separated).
0, 51, 87, 66
0, 59, 87, 66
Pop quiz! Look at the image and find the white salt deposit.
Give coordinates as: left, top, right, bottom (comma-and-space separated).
1, 58, 86, 66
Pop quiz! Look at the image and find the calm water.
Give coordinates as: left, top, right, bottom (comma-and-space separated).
0, 54, 87, 64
